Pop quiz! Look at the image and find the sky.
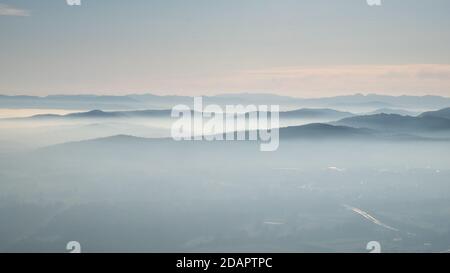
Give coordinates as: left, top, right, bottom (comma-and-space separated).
0, 0, 450, 97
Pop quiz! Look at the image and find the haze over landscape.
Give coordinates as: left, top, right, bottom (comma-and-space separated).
1, 93, 450, 252
1, 0, 450, 253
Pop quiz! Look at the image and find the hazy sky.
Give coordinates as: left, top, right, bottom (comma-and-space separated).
1, 0, 450, 97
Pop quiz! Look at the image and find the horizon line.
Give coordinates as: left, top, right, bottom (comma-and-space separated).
1, 92, 450, 100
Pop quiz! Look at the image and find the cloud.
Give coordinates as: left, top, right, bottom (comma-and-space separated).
0, 4, 30, 16
231, 64, 450, 97
242, 64, 450, 80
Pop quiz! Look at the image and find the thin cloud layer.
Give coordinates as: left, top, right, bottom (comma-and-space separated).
231, 64, 450, 97
243, 64, 450, 80
0, 4, 30, 16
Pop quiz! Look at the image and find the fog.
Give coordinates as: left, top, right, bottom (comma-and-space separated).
1, 136, 449, 252
1, 102, 450, 253
0, 113, 345, 148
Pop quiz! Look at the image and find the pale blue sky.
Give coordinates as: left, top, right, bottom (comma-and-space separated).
1, 0, 450, 97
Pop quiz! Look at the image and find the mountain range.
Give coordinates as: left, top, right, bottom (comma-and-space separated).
333, 113, 450, 134
4, 108, 355, 121
419, 107, 450, 119
1, 93, 449, 111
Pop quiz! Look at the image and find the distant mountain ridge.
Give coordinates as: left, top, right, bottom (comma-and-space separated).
334, 113, 450, 133
419, 107, 450, 119
5, 108, 355, 121
366, 108, 420, 116
41, 123, 441, 151
279, 123, 374, 139
1, 93, 449, 111
279, 108, 354, 119
32, 109, 172, 119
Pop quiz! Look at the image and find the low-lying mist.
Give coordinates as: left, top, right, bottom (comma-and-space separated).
0, 137, 449, 253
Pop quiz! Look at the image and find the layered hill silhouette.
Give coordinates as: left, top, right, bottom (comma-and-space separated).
42, 122, 438, 152
6, 108, 354, 121
419, 107, 450, 119
279, 108, 354, 120
28, 109, 172, 120
333, 113, 450, 133
366, 108, 419, 116
2, 93, 450, 111
279, 124, 374, 139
